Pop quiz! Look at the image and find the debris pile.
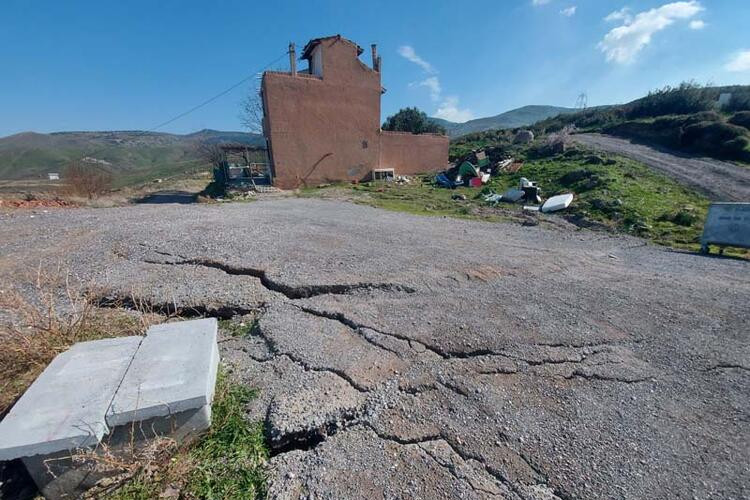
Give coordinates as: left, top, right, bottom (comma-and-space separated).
484, 177, 574, 213
0, 199, 77, 209
435, 150, 509, 189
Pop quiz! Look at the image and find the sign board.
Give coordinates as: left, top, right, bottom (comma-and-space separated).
700, 202, 750, 252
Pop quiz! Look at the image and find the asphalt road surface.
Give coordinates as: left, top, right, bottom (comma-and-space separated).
1, 199, 748, 499
573, 133, 750, 202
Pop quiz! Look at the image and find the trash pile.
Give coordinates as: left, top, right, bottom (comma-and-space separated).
435, 148, 574, 214
484, 177, 574, 213
436, 150, 512, 189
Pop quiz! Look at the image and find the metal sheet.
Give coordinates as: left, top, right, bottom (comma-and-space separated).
701, 202, 750, 249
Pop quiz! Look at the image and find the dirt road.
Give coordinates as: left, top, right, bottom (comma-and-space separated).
573, 133, 750, 201
1, 199, 748, 499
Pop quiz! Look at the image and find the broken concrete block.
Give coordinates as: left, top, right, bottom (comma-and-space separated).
0, 318, 220, 499
0, 336, 142, 461
107, 318, 219, 426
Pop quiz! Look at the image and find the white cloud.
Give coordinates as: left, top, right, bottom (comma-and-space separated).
410, 76, 442, 102
726, 50, 750, 72
397, 45, 435, 74
560, 6, 577, 16
605, 8, 632, 23
598, 1, 704, 64
434, 96, 474, 123
532, 0, 551, 5
399, 45, 472, 123
689, 19, 705, 29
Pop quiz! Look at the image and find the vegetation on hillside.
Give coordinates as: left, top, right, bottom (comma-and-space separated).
430, 105, 575, 137
0, 130, 263, 187
382, 107, 446, 135
533, 83, 750, 163
302, 133, 726, 253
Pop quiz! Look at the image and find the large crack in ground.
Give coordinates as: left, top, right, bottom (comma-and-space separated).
142, 256, 416, 300
92, 250, 658, 498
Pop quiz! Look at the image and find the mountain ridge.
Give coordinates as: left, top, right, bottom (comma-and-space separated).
0, 129, 264, 186
430, 105, 576, 137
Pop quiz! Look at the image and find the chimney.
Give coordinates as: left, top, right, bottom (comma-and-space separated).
377, 55, 382, 73
289, 42, 297, 76
371, 44, 378, 71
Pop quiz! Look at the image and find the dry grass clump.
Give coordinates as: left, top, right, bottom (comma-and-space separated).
0, 264, 160, 413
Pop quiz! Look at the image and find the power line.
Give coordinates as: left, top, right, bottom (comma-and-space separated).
146, 51, 287, 132
68, 51, 289, 179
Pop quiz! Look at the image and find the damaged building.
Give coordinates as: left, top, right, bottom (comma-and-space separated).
261, 35, 449, 189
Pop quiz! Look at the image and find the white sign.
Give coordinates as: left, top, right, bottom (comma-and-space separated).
701, 202, 750, 252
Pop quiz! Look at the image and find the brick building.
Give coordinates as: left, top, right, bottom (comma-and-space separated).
261, 35, 449, 189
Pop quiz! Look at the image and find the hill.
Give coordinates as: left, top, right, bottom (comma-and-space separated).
0, 129, 264, 187
431, 105, 575, 137
532, 84, 750, 163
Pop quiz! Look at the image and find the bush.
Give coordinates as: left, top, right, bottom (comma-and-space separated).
681, 121, 747, 153
729, 111, 750, 130
383, 107, 446, 134
61, 161, 113, 199
725, 89, 750, 112
626, 82, 715, 119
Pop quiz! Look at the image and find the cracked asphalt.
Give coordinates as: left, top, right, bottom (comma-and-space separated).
1, 198, 749, 499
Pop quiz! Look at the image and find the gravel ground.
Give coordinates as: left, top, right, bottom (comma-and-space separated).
572, 133, 750, 201
1, 199, 748, 499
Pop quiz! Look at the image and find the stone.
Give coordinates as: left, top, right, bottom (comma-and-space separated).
107, 318, 219, 426
0, 336, 142, 461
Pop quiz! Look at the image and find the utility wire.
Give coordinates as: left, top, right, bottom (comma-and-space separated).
69, 51, 288, 176
146, 51, 288, 132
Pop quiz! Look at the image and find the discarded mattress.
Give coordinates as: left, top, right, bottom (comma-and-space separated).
541, 193, 574, 213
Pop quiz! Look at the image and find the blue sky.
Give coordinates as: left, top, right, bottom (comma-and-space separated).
1, 0, 748, 137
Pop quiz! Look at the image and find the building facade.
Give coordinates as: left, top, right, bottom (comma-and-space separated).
261, 35, 449, 189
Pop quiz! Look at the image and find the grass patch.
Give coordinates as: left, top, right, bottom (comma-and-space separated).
106, 369, 268, 500
300, 149, 749, 258
488, 149, 712, 249
218, 316, 259, 338
299, 179, 511, 223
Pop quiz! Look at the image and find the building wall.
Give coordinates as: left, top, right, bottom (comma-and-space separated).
262, 38, 382, 189
262, 36, 449, 188
379, 131, 449, 175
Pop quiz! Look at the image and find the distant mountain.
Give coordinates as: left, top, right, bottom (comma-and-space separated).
0, 129, 264, 186
431, 105, 576, 137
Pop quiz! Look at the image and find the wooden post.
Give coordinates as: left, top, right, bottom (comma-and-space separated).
289, 42, 297, 76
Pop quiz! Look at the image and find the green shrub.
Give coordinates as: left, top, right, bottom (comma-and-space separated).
681, 121, 747, 154
626, 82, 715, 119
383, 107, 446, 134
729, 111, 750, 130
726, 89, 750, 112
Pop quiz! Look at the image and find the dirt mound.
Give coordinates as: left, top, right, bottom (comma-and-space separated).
0, 199, 77, 209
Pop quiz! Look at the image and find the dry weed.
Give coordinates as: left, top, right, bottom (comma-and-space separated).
0, 263, 160, 413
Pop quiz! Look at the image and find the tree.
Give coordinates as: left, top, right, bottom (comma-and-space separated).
61, 161, 113, 199
382, 107, 446, 135
241, 88, 264, 134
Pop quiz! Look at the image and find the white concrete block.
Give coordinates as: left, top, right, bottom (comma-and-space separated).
106, 318, 219, 426
0, 336, 142, 461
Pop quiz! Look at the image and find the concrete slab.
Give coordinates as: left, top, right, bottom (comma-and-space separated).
106, 318, 219, 426
0, 336, 142, 461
